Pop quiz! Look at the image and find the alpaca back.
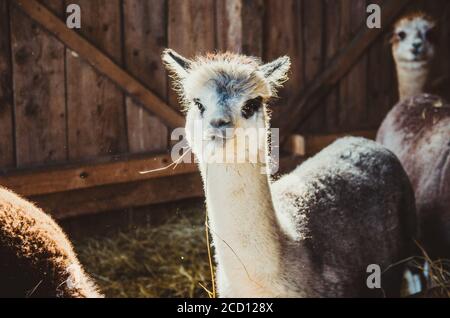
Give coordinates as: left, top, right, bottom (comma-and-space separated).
0, 187, 102, 298
272, 137, 417, 297
377, 94, 450, 259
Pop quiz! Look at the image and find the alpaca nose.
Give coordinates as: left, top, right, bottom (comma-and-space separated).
210, 118, 232, 128
412, 42, 422, 50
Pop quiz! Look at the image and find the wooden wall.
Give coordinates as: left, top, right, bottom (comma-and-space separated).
0, 0, 449, 173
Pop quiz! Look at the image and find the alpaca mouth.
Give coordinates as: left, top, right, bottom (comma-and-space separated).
210, 134, 234, 141
398, 57, 429, 65
412, 53, 425, 61
205, 128, 236, 142
410, 49, 428, 61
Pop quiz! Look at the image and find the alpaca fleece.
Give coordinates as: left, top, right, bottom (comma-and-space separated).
272, 137, 417, 297
163, 49, 417, 297
377, 94, 450, 259
0, 187, 102, 298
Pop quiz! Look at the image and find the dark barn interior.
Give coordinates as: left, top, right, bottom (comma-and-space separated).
0, 0, 449, 297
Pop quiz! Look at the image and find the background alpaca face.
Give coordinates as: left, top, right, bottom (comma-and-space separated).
162, 50, 290, 163
392, 14, 436, 65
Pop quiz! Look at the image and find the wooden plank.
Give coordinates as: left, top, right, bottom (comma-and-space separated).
32, 155, 306, 220
303, 130, 377, 155
323, 0, 341, 132
10, 1, 67, 167
29, 153, 306, 220
300, 0, 324, 133
123, 0, 168, 154
0, 145, 307, 203
168, 0, 216, 56
0, 1, 14, 169
285, 130, 377, 157
265, 0, 304, 133
440, 2, 450, 102
215, 0, 264, 55
12, 0, 184, 129
39, 0, 63, 17
216, 0, 242, 52
0, 153, 198, 197
337, 0, 352, 130
241, 0, 264, 56
425, 0, 450, 102
65, 0, 127, 161
167, 0, 216, 107
279, 0, 412, 143
366, 0, 397, 128
339, 0, 368, 130
30, 172, 204, 219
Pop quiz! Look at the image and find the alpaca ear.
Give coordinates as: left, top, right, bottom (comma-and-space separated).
162, 49, 192, 79
260, 56, 291, 88
386, 31, 396, 45
426, 24, 440, 44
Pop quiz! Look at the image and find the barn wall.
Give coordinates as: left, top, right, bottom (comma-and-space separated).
0, 0, 449, 172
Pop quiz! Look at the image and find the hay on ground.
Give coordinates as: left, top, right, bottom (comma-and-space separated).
74, 209, 212, 298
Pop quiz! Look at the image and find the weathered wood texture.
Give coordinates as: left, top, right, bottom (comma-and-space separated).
1, 0, 449, 216
10, 0, 67, 167
264, 0, 304, 131
31, 172, 204, 219
65, 0, 127, 161
5, 0, 446, 170
0, 153, 198, 196
123, 0, 168, 153
274, 0, 413, 141
167, 0, 216, 107
0, 1, 14, 169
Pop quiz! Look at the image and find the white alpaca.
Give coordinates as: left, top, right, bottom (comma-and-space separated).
377, 13, 450, 261
163, 50, 416, 297
390, 12, 436, 101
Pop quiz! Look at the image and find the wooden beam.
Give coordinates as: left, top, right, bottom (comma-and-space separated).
278, 0, 412, 143
31, 155, 307, 220
12, 0, 184, 129
284, 130, 377, 156
29, 154, 306, 220
1, 153, 304, 198
31, 172, 204, 219
0, 153, 198, 197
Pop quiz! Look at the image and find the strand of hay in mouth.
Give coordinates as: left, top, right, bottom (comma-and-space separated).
74, 211, 213, 298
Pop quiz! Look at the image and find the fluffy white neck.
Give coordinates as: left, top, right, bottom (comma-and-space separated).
200, 161, 282, 297
396, 60, 430, 101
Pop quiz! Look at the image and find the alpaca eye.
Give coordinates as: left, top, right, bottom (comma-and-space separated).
241, 97, 263, 119
194, 99, 205, 114
425, 29, 437, 42
397, 31, 406, 40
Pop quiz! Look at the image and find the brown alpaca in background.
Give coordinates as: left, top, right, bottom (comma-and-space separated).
0, 187, 102, 298
377, 13, 450, 260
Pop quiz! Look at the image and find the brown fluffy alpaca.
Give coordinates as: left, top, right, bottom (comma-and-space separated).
378, 13, 450, 260
377, 94, 450, 259
0, 187, 102, 298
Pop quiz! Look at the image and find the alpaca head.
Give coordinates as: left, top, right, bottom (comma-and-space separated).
391, 12, 437, 67
162, 49, 290, 163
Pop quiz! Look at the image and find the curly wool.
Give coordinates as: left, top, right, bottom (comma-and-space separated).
0, 187, 102, 298
377, 94, 450, 259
